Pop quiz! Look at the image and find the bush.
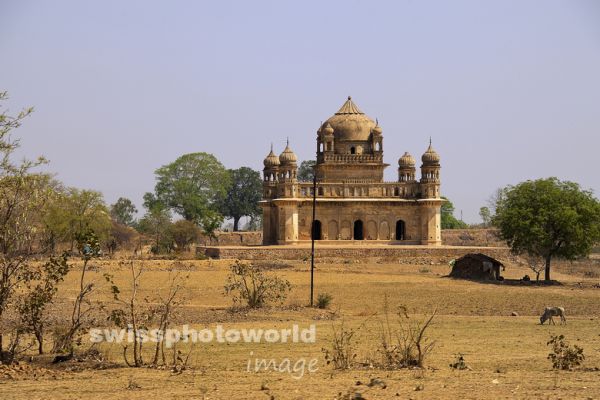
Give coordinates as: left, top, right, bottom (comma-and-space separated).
376, 300, 436, 369
321, 321, 358, 369
171, 220, 200, 251
316, 293, 333, 309
224, 260, 292, 308
547, 334, 584, 370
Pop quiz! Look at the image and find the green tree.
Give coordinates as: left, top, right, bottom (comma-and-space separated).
137, 204, 173, 254
441, 197, 468, 229
110, 197, 138, 226
44, 188, 112, 250
0, 92, 54, 355
493, 178, 600, 281
219, 167, 262, 231
479, 206, 491, 227
298, 160, 316, 182
150, 152, 230, 235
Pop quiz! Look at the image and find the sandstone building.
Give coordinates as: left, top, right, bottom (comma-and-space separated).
261, 97, 443, 245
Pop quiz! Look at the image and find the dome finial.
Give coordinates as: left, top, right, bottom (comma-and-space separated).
429, 136, 432, 146
348, 95, 351, 100
286, 137, 289, 147
270, 142, 273, 152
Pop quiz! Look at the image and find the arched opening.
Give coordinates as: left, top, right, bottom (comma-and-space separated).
328, 220, 338, 240
375, 142, 381, 151
395, 220, 406, 240
312, 220, 322, 240
353, 220, 364, 240
350, 146, 356, 154
318, 187, 324, 196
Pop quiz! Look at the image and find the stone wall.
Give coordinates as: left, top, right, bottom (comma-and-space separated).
199, 231, 262, 246
207, 228, 503, 248
441, 229, 504, 247
200, 245, 510, 263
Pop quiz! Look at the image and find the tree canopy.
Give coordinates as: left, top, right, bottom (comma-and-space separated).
110, 197, 138, 227
441, 197, 468, 229
219, 167, 262, 231
479, 206, 491, 227
149, 152, 230, 235
493, 177, 600, 280
44, 188, 112, 250
297, 160, 316, 182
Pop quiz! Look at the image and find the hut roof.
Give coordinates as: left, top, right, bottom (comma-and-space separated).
455, 253, 503, 266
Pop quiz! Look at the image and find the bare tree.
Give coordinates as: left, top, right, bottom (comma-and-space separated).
523, 254, 545, 281
18, 254, 69, 354
53, 231, 102, 355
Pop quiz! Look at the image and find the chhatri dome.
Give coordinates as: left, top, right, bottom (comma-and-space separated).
279, 139, 298, 164
398, 151, 416, 167
263, 144, 280, 167
421, 139, 441, 165
320, 96, 377, 141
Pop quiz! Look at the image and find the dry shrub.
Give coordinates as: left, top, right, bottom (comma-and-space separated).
322, 321, 358, 370
374, 299, 436, 369
323, 298, 437, 371
316, 293, 333, 309
223, 260, 291, 308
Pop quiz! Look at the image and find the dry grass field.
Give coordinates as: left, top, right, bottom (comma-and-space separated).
1, 255, 600, 399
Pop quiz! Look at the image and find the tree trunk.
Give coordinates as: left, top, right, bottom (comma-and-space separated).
233, 217, 240, 232
37, 334, 43, 355
544, 254, 552, 281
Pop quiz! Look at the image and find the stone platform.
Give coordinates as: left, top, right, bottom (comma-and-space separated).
198, 244, 511, 261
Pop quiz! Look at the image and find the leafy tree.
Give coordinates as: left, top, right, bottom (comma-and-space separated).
441, 197, 468, 229
171, 219, 200, 251
150, 152, 230, 236
298, 160, 316, 182
493, 178, 600, 281
0, 92, 53, 355
137, 204, 173, 254
479, 206, 491, 227
110, 197, 137, 226
44, 188, 112, 251
219, 167, 262, 231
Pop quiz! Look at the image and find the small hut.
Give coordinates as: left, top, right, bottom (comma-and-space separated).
450, 253, 504, 281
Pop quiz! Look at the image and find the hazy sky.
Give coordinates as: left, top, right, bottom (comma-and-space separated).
2, 0, 599, 223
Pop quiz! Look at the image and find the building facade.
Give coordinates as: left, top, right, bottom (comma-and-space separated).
261, 97, 443, 245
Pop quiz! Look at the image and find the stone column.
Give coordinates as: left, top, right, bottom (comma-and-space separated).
420, 203, 442, 246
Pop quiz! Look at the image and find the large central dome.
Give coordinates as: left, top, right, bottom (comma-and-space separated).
321, 96, 376, 142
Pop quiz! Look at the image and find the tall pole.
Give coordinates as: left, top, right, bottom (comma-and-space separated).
310, 166, 317, 307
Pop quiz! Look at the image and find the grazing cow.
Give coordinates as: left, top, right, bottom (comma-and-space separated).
540, 306, 566, 325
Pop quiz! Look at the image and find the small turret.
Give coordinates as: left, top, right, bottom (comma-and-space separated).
278, 139, 298, 181
420, 138, 441, 198
398, 152, 416, 182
